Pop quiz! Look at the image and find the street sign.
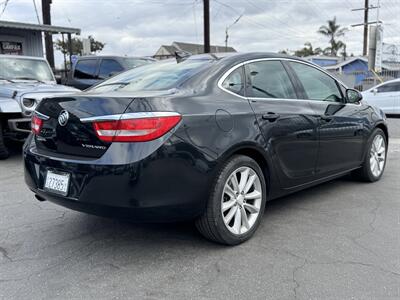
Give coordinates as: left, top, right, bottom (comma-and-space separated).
82, 38, 91, 55
71, 55, 78, 65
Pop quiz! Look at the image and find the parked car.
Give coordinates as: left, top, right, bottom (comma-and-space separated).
362, 78, 400, 115
0, 54, 78, 159
24, 53, 388, 245
66, 55, 155, 90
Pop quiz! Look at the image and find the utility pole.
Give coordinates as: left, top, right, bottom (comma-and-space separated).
225, 14, 243, 51
351, 0, 379, 56
376, 0, 381, 25
203, 0, 210, 53
363, 0, 369, 56
41, 0, 55, 68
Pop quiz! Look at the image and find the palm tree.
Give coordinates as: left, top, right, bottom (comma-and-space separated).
294, 42, 323, 57
318, 17, 347, 56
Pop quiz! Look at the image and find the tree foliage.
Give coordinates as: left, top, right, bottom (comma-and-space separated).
294, 42, 323, 57
317, 17, 347, 56
280, 17, 348, 58
55, 35, 105, 55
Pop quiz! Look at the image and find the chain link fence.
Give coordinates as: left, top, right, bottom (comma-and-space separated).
328, 69, 400, 91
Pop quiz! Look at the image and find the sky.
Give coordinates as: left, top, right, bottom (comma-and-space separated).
1, 0, 399, 66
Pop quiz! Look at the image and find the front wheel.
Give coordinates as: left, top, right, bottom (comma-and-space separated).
353, 128, 387, 182
195, 155, 267, 245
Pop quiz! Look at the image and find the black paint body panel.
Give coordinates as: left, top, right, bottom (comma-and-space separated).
24, 53, 388, 221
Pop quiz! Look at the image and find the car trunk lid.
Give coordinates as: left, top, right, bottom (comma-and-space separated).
34, 95, 135, 158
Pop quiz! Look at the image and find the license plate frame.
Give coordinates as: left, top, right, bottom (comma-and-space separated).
44, 170, 70, 196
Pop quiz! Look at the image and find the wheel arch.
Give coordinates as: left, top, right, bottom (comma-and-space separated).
375, 122, 389, 145
217, 143, 274, 197
360, 121, 389, 163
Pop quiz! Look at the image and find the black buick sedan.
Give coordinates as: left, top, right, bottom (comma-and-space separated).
24, 53, 388, 245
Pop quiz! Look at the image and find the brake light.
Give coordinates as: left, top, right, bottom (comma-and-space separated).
31, 115, 43, 135
92, 114, 182, 142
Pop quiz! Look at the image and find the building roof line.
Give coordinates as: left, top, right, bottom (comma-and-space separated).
0, 20, 81, 35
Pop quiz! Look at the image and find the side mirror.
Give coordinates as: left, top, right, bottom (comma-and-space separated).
372, 88, 378, 95
346, 88, 363, 103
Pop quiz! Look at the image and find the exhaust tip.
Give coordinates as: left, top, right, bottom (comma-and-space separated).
35, 194, 46, 202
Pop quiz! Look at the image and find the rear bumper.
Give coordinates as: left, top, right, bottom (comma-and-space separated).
23, 134, 216, 222
30, 188, 203, 222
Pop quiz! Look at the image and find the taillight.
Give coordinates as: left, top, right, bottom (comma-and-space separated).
92, 113, 182, 142
31, 115, 43, 135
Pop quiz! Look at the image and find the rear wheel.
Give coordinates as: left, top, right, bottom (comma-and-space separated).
0, 119, 10, 160
195, 155, 267, 245
353, 128, 387, 182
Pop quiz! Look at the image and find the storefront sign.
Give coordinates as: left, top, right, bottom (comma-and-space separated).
0, 41, 23, 55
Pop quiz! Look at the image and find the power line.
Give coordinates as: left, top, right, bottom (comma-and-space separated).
304, 0, 331, 21
244, 0, 308, 37
32, 0, 40, 24
0, 0, 10, 19
213, 0, 307, 39
193, 0, 199, 44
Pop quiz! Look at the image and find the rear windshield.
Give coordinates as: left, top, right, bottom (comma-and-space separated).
89, 59, 213, 92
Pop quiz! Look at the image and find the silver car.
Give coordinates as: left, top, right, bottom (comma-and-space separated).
0, 55, 78, 159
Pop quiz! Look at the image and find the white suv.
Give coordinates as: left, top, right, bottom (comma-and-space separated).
362, 78, 400, 115
0, 55, 78, 159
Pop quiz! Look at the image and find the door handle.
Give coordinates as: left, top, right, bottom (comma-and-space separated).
262, 112, 280, 121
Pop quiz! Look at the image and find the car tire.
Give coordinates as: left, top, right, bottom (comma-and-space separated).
195, 155, 267, 245
0, 120, 10, 160
352, 128, 387, 182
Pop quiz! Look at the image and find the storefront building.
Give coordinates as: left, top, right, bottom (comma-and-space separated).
0, 20, 80, 60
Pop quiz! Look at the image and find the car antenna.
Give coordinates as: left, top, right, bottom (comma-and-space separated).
175, 50, 192, 63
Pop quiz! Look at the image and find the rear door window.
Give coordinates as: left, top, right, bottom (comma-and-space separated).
289, 62, 343, 102
74, 59, 98, 79
377, 82, 400, 93
98, 59, 124, 79
393, 83, 400, 92
221, 66, 245, 96
245, 61, 297, 99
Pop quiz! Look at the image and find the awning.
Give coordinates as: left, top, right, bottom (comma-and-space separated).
0, 20, 80, 35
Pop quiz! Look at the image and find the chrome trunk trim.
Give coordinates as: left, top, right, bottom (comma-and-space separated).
80, 112, 181, 123
34, 111, 50, 120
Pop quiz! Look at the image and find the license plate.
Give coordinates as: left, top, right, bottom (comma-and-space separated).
44, 170, 70, 196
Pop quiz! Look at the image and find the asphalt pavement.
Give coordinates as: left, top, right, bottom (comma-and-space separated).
1, 118, 399, 300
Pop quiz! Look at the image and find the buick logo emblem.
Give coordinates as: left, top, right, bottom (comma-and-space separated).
58, 110, 69, 127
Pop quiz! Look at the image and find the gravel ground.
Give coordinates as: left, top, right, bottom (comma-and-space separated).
0, 118, 399, 300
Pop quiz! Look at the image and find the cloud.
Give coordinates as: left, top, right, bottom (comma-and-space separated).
1, 0, 399, 66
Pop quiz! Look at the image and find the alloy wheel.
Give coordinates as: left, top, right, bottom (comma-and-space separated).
370, 134, 386, 178
221, 166, 262, 235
